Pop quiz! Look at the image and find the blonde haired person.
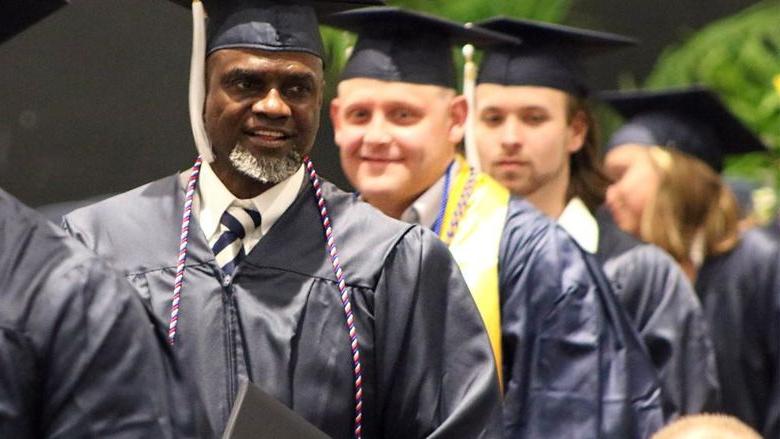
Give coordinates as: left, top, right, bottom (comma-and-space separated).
603, 86, 780, 438
651, 414, 762, 439
633, 146, 740, 280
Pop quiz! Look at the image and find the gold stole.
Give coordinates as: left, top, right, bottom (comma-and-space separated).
439, 156, 508, 383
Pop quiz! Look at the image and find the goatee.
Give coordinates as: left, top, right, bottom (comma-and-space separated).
228, 144, 302, 184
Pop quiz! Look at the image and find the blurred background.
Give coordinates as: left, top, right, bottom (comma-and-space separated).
1, 0, 777, 218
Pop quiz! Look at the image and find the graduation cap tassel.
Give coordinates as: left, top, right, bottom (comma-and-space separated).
462, 43, 481, 172
189, 0, 214, 163
774, 74, 780, 97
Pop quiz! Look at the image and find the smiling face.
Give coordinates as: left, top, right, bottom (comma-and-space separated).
204, 48, 323, 197
603, 144, 662, 235
474, 84, 585, 214
330, 78, 466, 218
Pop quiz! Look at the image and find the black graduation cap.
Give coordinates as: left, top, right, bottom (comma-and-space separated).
601, 86, 767, 172
476, 17, 636, 97
0, 0, 67, 44
168, 0, 384, 58
322, 6, 521, 89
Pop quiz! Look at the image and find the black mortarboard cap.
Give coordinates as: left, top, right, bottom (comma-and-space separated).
323, 7, 520, 89
168, 0, 384, 58
0, 0, 67, 44
476, 17, 636, 97
601, 86, 767, 172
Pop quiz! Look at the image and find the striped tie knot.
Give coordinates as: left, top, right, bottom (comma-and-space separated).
210, 204, 262, 276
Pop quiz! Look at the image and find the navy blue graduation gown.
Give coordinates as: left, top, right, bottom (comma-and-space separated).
63, 172, 502, 438
695, 227, 780, 437
0, 188, 203, 438
500, 199, 664, 439
596, 208, 720, 418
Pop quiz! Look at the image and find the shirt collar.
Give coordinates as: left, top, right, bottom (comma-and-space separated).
198, 159, 305, 239
400, 159, 459, 228
557, 197, 600, 253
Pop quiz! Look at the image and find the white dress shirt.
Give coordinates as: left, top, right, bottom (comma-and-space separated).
197, 160, 305, 254
557, 197, 600, 254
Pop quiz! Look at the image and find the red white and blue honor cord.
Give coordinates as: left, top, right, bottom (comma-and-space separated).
168, 156, 202, 345
305, 157, 365, 438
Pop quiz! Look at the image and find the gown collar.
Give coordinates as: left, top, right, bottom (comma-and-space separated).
558, 197, 600, 253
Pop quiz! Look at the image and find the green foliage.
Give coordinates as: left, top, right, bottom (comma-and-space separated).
385, 0, 570, 23
645, 0, 780, 190
321, 26, 355, 99
320, 0, 572, 99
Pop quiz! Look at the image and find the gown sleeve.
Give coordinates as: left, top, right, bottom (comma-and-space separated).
371, 226, 503, 438
745, 231, 780, 439
33, 261, 177, 438
695, 228, 780, 436
760, 252, 780, 438
605, 244, 720, 417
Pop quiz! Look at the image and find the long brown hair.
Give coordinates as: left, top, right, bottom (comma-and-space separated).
564, 95, 611, 213
640, 146, 740, 265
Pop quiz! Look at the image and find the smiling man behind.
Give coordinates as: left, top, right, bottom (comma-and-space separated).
328, 7, 664, 438
63, 1, 502, 437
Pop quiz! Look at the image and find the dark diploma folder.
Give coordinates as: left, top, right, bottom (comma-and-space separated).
222, 381, 332, 439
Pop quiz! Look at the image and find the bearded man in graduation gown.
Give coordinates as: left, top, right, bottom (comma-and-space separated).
327, 7, 664, 438
470, 18, 719, 419
62, 1, 502, 437
1, 3, 206, 438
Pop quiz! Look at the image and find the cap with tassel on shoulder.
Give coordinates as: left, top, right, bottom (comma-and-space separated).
601, 86, 767, 172
475, 17, 636, 97
168, 0, 384, 162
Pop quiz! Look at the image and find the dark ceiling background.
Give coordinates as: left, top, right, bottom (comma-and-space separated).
0, 0, 758, 207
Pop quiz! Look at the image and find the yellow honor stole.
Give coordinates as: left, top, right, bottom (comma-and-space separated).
439, 155, 509, 384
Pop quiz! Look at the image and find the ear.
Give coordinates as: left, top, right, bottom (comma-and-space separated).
567, 110, 588, 154
447, 95, 469, 145
330, 96, 343, 150
330, 97, 341, 130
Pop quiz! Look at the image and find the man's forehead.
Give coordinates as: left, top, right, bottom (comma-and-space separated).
338, 78, 453, 100
477, 84, 567, 107
208, 48, 324, 75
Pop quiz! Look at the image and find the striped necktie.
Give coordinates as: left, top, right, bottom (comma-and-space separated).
210, 204, 262, 276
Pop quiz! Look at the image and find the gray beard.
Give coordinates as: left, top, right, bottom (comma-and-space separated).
228, 144, 302, 184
